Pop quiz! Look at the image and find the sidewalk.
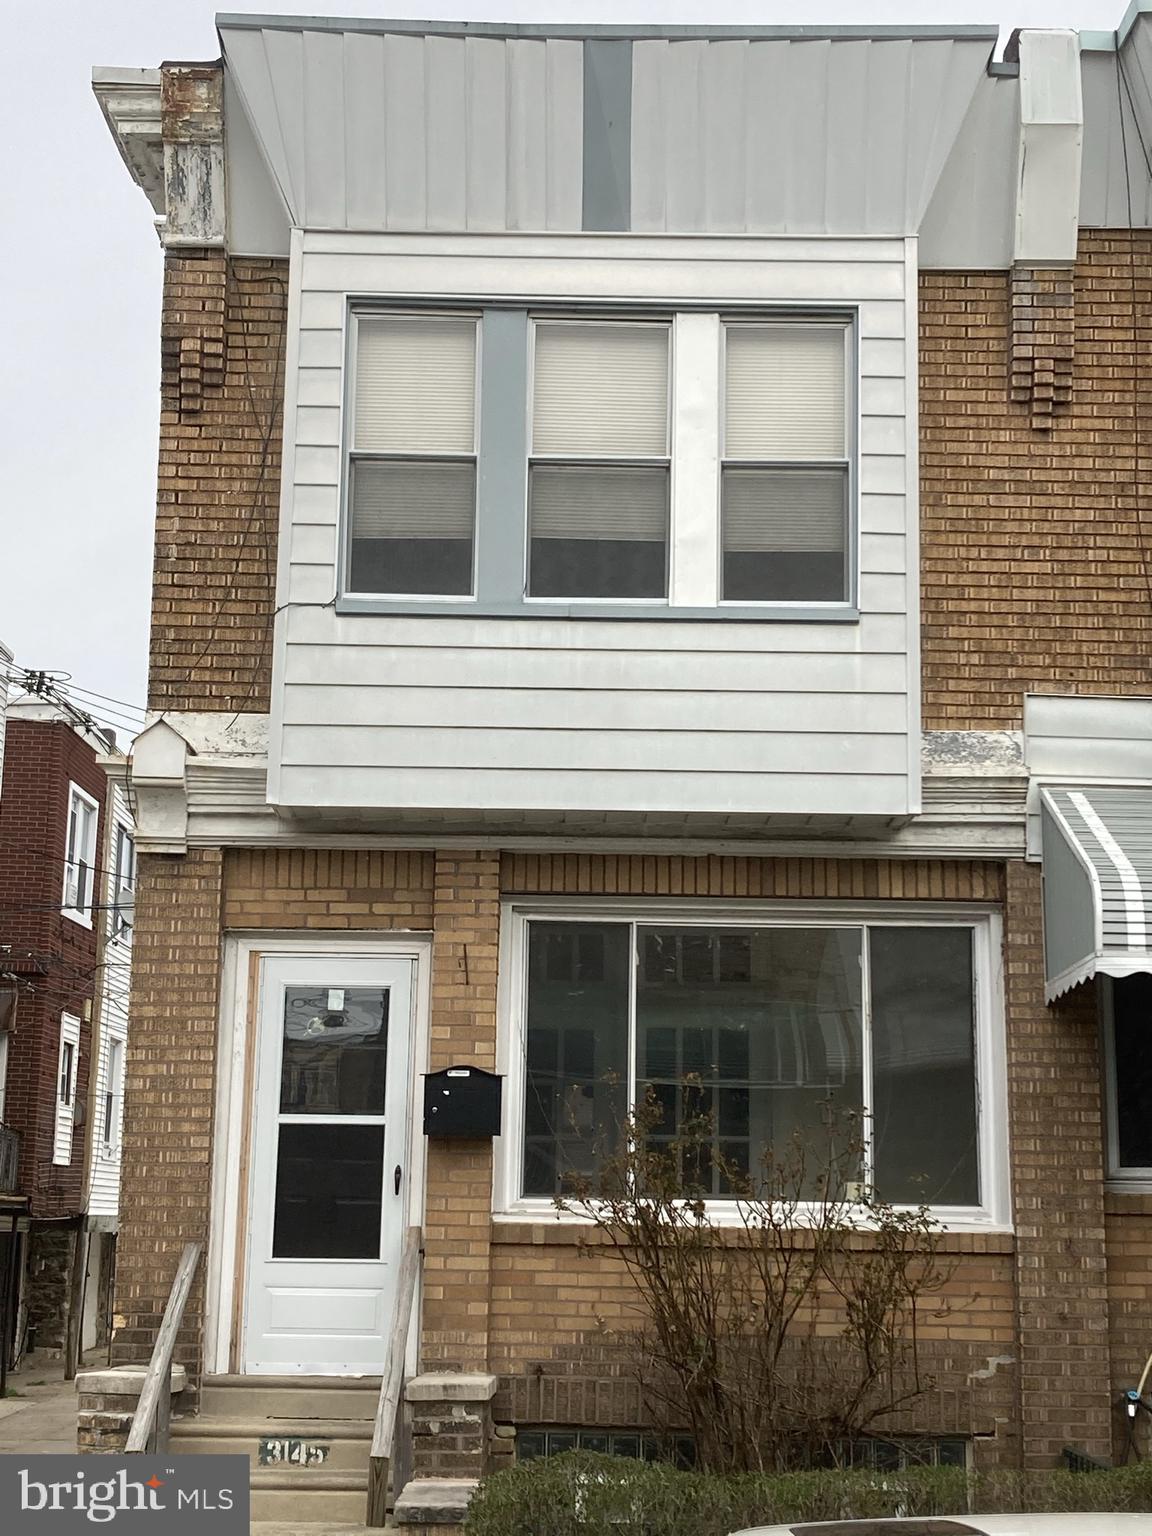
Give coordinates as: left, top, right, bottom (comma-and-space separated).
0, 1351, 84, 1455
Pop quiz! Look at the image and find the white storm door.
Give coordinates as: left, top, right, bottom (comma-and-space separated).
244, 955, 413, 1374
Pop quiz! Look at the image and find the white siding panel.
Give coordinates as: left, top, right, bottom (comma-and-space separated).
297, 368, 343, 407
294, 446, 341, 486
383, 33, 427, 227
279, 764, 909, 816
343, 30, 388, 230
466, 38, 508, 229
425, 36, 468, 231
284, 641, 909, 693
507, 39, 547, 230
291, 484, 340, 526
274, 235, 916, 820
302, 29, 346, 228
298, 329, 344, 369
282, 724, 908, 775
283, 686, 908, 734
544, 40, 583, 229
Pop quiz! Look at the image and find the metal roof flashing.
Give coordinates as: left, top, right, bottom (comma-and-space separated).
216, 12, 1000, 43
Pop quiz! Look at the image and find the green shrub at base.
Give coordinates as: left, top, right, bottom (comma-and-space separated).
463, 1453, 1152, 1536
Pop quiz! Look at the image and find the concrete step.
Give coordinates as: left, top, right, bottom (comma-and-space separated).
249, 1468, 369, 1524
171, 1417, 373, 1472
198, 1375, 380, 1423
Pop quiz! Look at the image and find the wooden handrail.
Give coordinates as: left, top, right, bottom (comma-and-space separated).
366, 1226, 422, 1527
125, 1241, 201, 1454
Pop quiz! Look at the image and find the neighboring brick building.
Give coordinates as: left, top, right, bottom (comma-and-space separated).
90, 12, 1152, 1525
0, 692, 134, 1379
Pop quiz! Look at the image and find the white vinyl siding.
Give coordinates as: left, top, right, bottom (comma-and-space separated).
89, 787, 133, 1220
348, 313, 478, 598
53, 1014, 81, 1166
273, 232, 918, 821
63, 785, 99, 926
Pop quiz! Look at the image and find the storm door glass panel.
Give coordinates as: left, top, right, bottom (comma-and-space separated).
869, 928, 978, 1206
636, 927, 863, 1197
272, 985, 390, 1258
522, 922, 631, 1196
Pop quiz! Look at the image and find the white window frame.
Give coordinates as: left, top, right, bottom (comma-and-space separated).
338, 302, 859, 620
102, 1035, 125, 1154
1102, 976, 1152, 1189
344, 308, 482, 603
525, 315, 673, 606
53, 1013, 81, 1166
111, 823, 136, 940
718, 317, 854, 608
496, 899, 1009, 1232
62, 783, 99, 928
0, 1031, 8, 1123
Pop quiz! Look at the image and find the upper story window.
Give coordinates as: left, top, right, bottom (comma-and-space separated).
63, 784, 99, 927
349, 313, 478, 599
53, 1013, 80, 1166
111, 824, 136, 939
341, 307, 855, 619
722, 323, 849, 603
529, 321, 670, 600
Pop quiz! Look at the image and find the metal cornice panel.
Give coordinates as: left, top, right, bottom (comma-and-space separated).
220, 23, 582, 232
1041, 786, 1152, 1001
1080, 19, 1152, 227
630, 35, 992, 237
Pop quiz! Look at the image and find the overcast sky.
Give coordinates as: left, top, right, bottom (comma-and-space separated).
0, 0, 1129, 729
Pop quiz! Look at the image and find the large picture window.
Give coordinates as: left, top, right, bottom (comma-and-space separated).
508, 910, 1003, 1224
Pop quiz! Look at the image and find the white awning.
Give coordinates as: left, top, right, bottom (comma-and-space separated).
1040, 786, 1152, 1001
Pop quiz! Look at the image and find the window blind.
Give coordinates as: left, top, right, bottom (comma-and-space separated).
354, 315, 476, 454
724, 324, 846, 460
352, 460, 475, 539
530, 465, 668, 540
532, 323, 670, 457
722, 468, 846, 552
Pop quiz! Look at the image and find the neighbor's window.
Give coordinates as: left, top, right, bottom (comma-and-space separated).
722, 322, 849, 602
112, 824, 136, 938
528, 320, 671, 599
348, 312, 478, 597
53, 1014, 81, 1166
0, 1031, 8, 1123
1107, 974, 1152, 1177
63, 785, 99, 924
519, 918, 983, 1211
103, 1037, 124, 1150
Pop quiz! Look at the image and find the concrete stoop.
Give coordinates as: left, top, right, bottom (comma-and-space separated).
171, 1374, 382, 1524
393, 1477, 479, 1530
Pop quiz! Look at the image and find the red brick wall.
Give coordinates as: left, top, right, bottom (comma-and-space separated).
0, 720, 104, 1214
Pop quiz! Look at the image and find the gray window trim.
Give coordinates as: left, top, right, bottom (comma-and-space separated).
340, 299, 862, 623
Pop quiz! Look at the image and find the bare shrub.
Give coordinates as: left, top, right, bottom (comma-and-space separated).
556, 1091, 954, 1474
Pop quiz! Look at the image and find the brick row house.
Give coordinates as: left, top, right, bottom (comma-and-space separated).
0, 681, 135, 1384
90, 11, 1152, 1525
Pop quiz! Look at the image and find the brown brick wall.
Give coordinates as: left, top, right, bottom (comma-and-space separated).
1106, 1197, 1152, 1461
150, 253, 286, 713
221, 849, 435, 929
421, 852, 501, 1373
1004, 861, 1111, 1465
921, 230, 1152, 728
112, 849, 224, 1380
501, 852, 1005, 901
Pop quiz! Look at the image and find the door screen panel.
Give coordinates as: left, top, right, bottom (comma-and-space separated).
272, 1122, 386, 1259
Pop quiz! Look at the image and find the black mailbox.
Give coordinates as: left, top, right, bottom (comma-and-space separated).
423, 1065, 503, 1138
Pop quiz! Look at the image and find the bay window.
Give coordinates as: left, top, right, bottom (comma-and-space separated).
507, 909, 1003, 1224
342, 305, 856, 617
